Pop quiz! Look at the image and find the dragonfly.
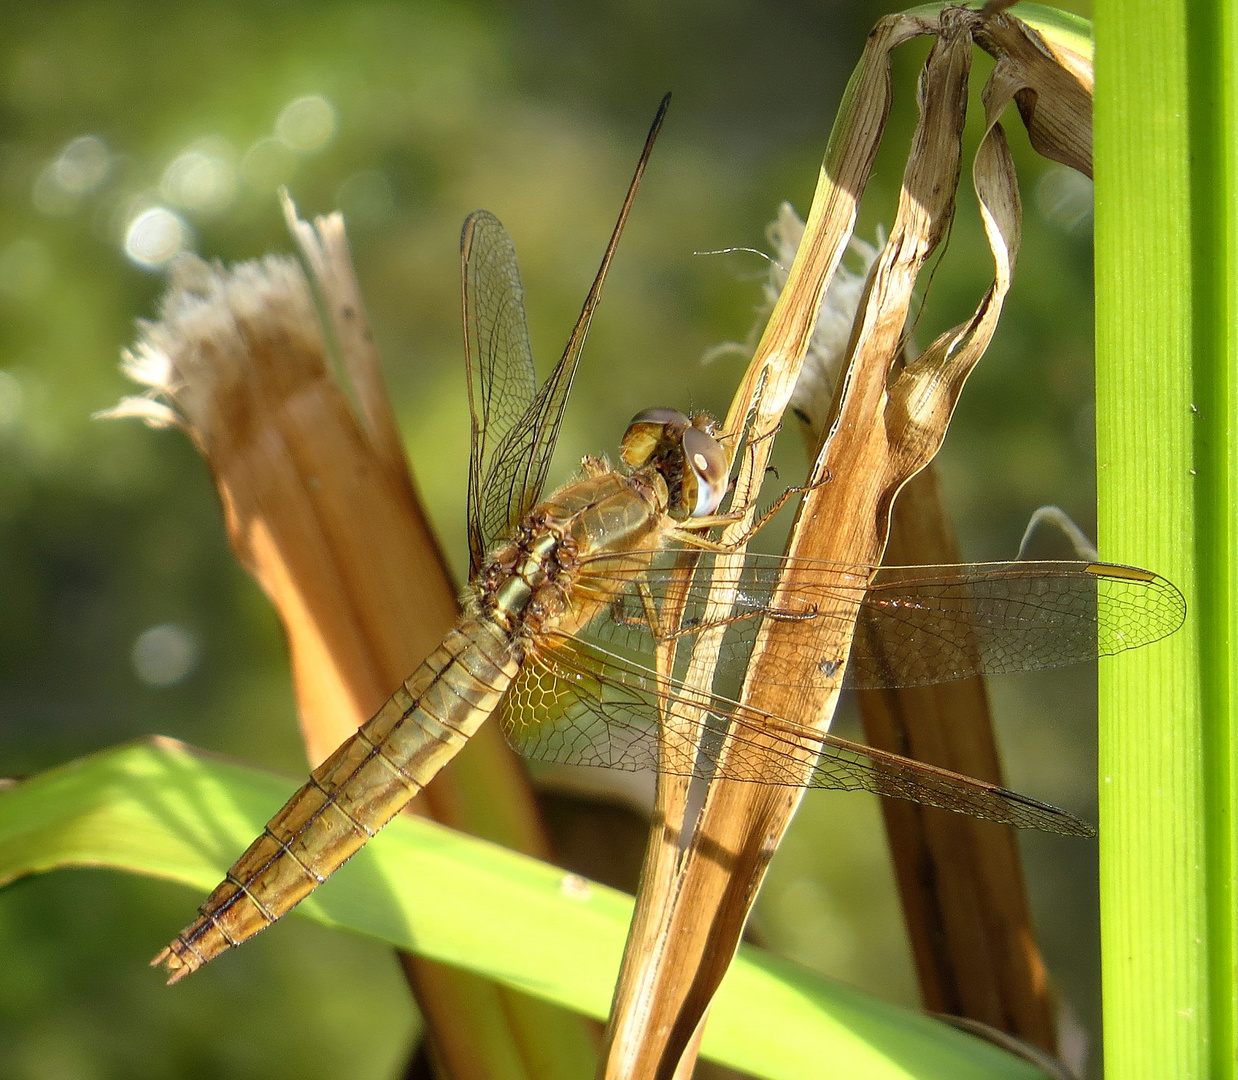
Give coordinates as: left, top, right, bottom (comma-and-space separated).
154, 97, 1185, 983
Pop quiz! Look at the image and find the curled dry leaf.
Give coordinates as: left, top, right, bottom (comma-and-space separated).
973, 6, 1093, 176
602, 5, 1094, 1078
753, 198, 1060, 1053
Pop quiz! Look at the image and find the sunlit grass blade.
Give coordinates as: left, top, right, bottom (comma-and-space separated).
0, 737, 1054, 1080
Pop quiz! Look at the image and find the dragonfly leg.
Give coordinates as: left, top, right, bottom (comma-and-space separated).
606, 580, 670, 639
665, 527, 736, 553
667, 476, 826, 551
605, 576, 754, 644
636, 579, 667, 639
727, 472, 833, 546
652, 604, 815, 643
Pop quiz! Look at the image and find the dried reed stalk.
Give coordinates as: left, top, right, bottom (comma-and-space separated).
109, 204, 597, 1079
786, 208, 1059, 1050
600, 6, 1094, 1077
860, 467, 1058, 1048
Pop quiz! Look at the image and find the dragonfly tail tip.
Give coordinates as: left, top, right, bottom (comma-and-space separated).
151, 943, 197, 984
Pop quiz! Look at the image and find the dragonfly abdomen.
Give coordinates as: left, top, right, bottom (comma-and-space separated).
154, 616, 518, 983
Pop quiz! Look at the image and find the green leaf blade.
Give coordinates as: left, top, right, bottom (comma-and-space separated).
0, 738, 1047, 1080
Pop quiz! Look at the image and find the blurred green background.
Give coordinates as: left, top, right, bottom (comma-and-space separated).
0, 2, 1102, 1077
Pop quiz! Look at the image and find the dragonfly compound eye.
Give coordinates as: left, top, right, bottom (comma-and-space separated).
682, 422, 727, 517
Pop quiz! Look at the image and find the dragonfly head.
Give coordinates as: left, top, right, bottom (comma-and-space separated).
620, 407, 728, 520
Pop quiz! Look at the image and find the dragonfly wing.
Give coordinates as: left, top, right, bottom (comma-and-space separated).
575, 551, 1186, 690
845, 560, 1187, 688
461, 210, 538, 574
465, 98, 670, 572
502, 634, 1094, 836
500, 638, 662, 772
574, 549, 864, 697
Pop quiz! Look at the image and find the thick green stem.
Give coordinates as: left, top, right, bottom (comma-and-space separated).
1095, 2, 1237, 1076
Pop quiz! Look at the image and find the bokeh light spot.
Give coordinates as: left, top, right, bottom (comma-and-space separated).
161, 138, 238, 213
32, 135, 112, 215
276, 94, 337, 151
241, 136, 297, 190
55, 135, 111, 194
131, 623, 200, 687
1037, 166, 1093, 233
124, 207, 192, 268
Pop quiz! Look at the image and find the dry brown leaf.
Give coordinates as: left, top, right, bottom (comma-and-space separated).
975, 8, 1093, 177
600, 4, 1096, 1076
774, 191, 1058, 1049
111, 214, 596, 1078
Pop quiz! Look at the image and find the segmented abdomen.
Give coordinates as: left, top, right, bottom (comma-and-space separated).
154, 616, 518, 982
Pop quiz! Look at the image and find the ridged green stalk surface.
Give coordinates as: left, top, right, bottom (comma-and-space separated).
1095, 2, 1237, 1077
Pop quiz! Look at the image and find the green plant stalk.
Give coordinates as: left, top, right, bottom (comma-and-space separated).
1095, 2, 1237, 1078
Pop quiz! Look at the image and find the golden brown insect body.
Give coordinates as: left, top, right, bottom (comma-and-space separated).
154, 457, 687, 982
153, 101, 1185, 982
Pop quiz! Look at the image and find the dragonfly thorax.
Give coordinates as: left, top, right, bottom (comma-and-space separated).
472, 465, 672, 649
475, 524, 571, 639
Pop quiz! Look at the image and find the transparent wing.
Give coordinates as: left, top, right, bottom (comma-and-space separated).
467, 96, 670, 568
848, 560, 1185, 687
501, 634, 1093, 836
574, 550, 1186, 690
461, 210, 538, 574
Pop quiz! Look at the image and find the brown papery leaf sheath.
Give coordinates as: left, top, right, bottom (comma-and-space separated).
807, 6, 1094, 1062
598, 6, 1092, 1078
858, 465, 1058, 1051
111, 207, 597, 1078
